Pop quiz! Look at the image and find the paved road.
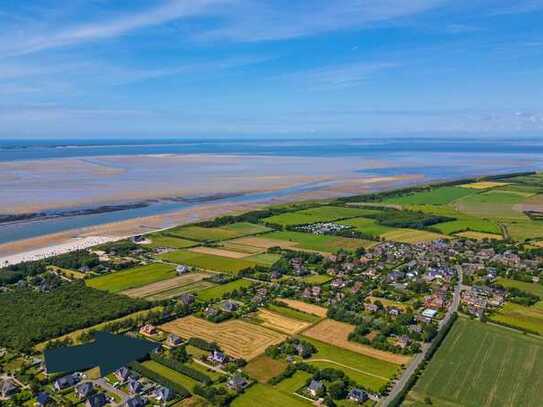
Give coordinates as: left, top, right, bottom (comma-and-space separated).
379, 270, 463, 406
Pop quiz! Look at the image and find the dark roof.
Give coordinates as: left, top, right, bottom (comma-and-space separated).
86, 393, 107, 407
76, 382, 94, 397
156, 386, 173, 400
36, 392, 51, 405
308, 380, 323, 391
125, 396, 145, 407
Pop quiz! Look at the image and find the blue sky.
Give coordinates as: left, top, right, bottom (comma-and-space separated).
0, 0, 542, 138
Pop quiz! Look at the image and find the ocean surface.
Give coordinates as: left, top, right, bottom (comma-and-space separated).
1, 137, 543, 245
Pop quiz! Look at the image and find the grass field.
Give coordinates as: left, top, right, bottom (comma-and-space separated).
338, 217, 395, 237
161, 316, 286, 360
142, 360, 198, 390
167, 223, 271, 242
86, 263, 177, 293
275, 371, 312, 394
490, 302, 543, 335
146, 234, 198, 249
381, 229, 447, 243
302, 274, 333, 285
244, 354, 288, 383
382, 187, 475, 205
146, 280, 216, 301
265, 230, 373, 252
504, 221, 543, 241
432, 218, 501, 235
159, 250, 256, 274
245, 253, 281, 267
301, 336, 399, 392
255, 309, 312, 334
121, 272, 211, 298
408, 317, 543, 407
455, 231, 503, 240
197, 279, 254, 301
267, 304, 322, 323
496, 278, 543, 297
231, 383, 310, 407
263, 206, 381, 226
454, 191, 528, 219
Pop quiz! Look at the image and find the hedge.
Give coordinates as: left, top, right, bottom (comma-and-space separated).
150, 353, 212, 384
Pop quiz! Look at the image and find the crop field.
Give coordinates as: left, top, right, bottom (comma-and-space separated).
244, 354, 288, 383
453, 191, 528, 219
141, 360, 199, 390
381, 229, 447, 244
86, 263, 177, 293
301, 336, 399, 392
302, 319, 410, 365
432, 218, 501, 235
382, 187, 475, 205
455, 231, 503, 240
197, 279, 254, 301
145, 234, 198, 249
188, 246, 249, 259
263, 205, 382, 226
166, 222, 270, 242
460, 181, 510, 189
161, 316, 286, 360
245, 253, 281, 266
277, 299, 328, 318
408, 318, 543, 407
255, 309, 312, 334
220, 241, 265, 254
490, 302, 543, 335
146, 280, 216, 301
267, 304, 322, 323
504, 221, 543, 241
120, 272, 211, 298
158, 250, 256, 274
265, 230, 373, 252
231, 383, 309, 407
338, 217, 395, 237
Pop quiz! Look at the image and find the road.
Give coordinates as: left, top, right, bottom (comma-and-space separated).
379, 270, 463, 406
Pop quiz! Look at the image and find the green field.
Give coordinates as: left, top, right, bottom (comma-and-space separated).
275, 371, 312, 394
146, 280, 216, 301
263, 206, 382, 226
197, 279, 254, 301
495, 278, 543, 297
159, 250, 256, 274
408, 317, 543, 407
381, 229, 446, 243
302, 274, 333, 285
146, 234, 199, 249
166, 222, 271, 242
231, 383, 310, 407
265, 230, 373, 252
244, 354, 288, 383
301, 336, 399, 392
453, 190, 528, 219
433, 218, 501, 235
246, 253, 281, 267
141, 360, 198, 390
382, 187, 475, 206
505, 221, 543, 241
490, 302, 543, 335
268, 304, 321, 323
338, 217, 395, 237
86, 263, 176, 293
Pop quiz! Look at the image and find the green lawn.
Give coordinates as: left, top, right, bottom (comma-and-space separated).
141, 360, 198, 390
268, 304, 321, 323
86, 263, 176, 293
166, 223, 270, 242
275, 371, 311, 394
302, 274, 333, 285
245, 253, 282, 267
338, 217, 395, 237
301, 336, 399, 393
197, 279, 254, 301
159, 250, 256, 274
409, 317, 543, 407
381, 186, 475, 206
146, 234, 199, 249
263, 206, 382, 226
432, 218, 501, 235
231, 383, 310, 407
265, 230, 373, 252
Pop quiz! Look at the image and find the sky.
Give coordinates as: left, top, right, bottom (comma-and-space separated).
0, 0, 543, 139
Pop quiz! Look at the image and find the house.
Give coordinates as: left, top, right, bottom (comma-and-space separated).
179, 293, 195, 305
155, 386, 174, 401
205, 306, 219, 317
86, 393, 107, 407
176, 264, 191, 274
0, 379, 18, 398
397, 335, 411, 349
115, 367, 131, 382
364, 303, 379, 313
128, 380, 143, 394
125, 396, 146, 407
307, 380, 324, 397
139, 324, 157, 336
222, 300, 239, 312
227, 374, 249, 392
36, 392, 51, 406
166, 334, 183, 347
54, 374, 78, 391
209, 350, 227, 364
75, 382, 94, 399
388, 307, 401, 317
348, 388, 368, 403
331, 279, 346, 289
420, 308, 438, 322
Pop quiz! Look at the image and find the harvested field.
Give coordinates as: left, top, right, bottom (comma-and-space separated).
302, 319, 410, 365
221, 241, 265, 254
229, 236, 299, 250
146, 280, 216, 301
161, 316, 286, 360
244, 355, 288, 383
278, 299, 328, 318
189, 246, 249, 259
121, 272, 211, 298
255, 309, 312, 334
460, 181, 509, 189
455, 231, 503, 240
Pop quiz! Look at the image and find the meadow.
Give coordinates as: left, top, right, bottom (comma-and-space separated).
408, 317, 543, 407
146, 234, 198, 249
338, 217, 395, 237
263, 206, 382, 226
453, 190, 528, 219
231, 383, 309, 407
265, 230, 372, 252
381, 229, 447, 244
495, 278, 543, 297
244, 354, 288, 383
432, 218, 501, 235
197, 279, 254, 301
166, 222, 271, 241
490, 302, 543, 335
159, 250, 256, 274
245, 253, 281, 267
381, 187, 475, 205
86, 263, 177, 293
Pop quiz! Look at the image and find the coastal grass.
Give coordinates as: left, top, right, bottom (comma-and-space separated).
408, 317, 543, 407
231, 383, 310, 407
267, 304, 322, 323
381, 186, 475, 206
263, 206, 382, 226
197, 279, 254, 301
264, 230, 373, 253
158, 250, 256, 274
86, 263, 177, 293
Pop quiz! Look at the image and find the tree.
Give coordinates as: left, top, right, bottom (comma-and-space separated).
328, 380, 348, 400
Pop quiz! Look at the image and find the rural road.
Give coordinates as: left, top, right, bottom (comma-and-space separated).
379, 270, 463, 406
